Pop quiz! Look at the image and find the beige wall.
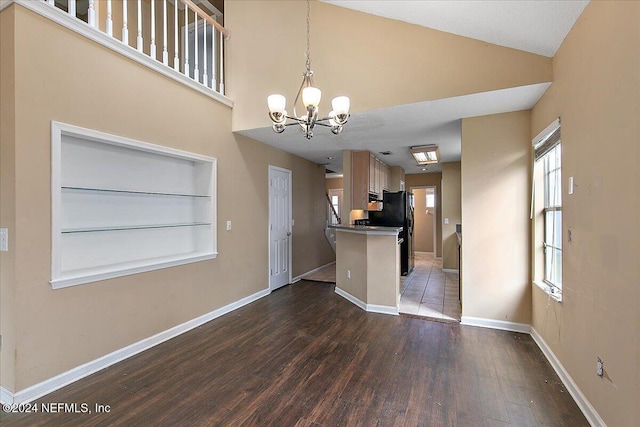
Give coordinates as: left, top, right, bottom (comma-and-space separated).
442, 162, 461, 270
530, 1, 639, 425
461, 111, 531, 325
1, 5, 333, 392
335, 231, 367, 302
405, 173, 442, 258
225, 0, 552, 132
413, 188, 435, 252
0, 5, 17, 393
336, 231, 399, 309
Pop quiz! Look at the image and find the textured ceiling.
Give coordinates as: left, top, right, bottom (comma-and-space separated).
239, 83, 550, 174
321, 0, 590, 57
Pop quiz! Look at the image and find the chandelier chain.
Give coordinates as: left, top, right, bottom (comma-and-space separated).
305, 0, 311, 72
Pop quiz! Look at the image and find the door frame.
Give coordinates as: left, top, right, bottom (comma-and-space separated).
268, 165, 292, 291
410, 185, 438, 255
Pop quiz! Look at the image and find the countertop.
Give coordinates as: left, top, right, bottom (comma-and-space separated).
329, 224, 403, 236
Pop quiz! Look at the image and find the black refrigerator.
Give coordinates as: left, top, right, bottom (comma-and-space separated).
369, 191, 415, 275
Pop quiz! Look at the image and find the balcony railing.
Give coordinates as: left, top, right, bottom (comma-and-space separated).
6, 0, 230, 103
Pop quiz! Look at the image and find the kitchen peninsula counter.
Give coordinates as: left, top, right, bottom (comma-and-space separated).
330, 225, 401, 315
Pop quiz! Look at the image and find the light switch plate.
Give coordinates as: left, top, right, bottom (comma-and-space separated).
568, 176, 574, 195
226, 221, 232, 231
444, 218, 449, 225
0, 228, 7, 251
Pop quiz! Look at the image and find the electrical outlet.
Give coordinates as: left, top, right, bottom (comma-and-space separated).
596, 357, 604, 378
347, 270, 351, 279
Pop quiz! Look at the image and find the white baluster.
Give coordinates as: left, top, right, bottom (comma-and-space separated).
122, 0, 128, 43
184, 6, 189, 76
68, 0, 76, 17
137, 0, 143, 52
203, 22, 208, 87
194, 15, 199, 82
219, 31, 224, 94
88, 0, 96, 27
162, 0, 168, 65
106, 0, 113, 36
150, 0, 156, 60
211, 25, 217, 91
173, 0, 179, 70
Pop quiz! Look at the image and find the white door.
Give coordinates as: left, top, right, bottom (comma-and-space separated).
269, 166, 292, 291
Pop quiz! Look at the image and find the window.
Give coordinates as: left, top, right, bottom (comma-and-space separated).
543, 144, 562, 289
532, 119, 562, 300
426, 192, 435, 208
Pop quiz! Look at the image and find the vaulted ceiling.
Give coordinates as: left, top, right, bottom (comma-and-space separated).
238, 1, 589, 174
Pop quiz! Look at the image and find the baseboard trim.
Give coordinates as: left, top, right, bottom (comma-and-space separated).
7, 287, 270, 404
460, 316, 531, 333
442, 268, 459, 274
530, 328, 605, 427
292, 261, 336, 284
0, 386, 13, 405
334, 287, 366, 311
366, 303, 399, 316
335, 287, 398, 315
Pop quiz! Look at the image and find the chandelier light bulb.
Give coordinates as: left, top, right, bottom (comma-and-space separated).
302, 87, 322, 108
267, 94, 286, 113
331, 96, 350, 115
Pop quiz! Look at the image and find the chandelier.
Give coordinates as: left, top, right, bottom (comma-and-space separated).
266, 0, 350, 139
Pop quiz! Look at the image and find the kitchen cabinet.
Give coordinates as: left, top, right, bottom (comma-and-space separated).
352, 150, 390, 210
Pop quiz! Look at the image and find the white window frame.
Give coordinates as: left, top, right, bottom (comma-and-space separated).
532, 118, 562, 301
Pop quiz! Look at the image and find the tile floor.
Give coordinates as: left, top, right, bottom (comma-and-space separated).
300, 252, 460, 322
300, 262, 337, 283
400, 252, 461, 321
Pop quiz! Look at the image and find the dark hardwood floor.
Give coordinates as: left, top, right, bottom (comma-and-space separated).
1, 281, 587, 426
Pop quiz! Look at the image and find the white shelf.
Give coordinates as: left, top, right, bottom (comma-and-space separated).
51, 122, 217, 288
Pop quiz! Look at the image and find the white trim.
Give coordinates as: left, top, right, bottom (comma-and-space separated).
460, 316, 531, 333
533, 117, 561, 146
435, 257, 443, 260
366, 303, 399, 316
13, 0, 233, 108
335, 287, 366, 311
292, 261, 336, 283
533, 280, 563, 302
268, 165, 293, 291
50, 121, 218, 288
531, 328, 606, 427
51, 253, 218, 289
335, 287, 398, 316
442, 268, 458, 274
8, 287, 270, 404
0, 386, 13, 404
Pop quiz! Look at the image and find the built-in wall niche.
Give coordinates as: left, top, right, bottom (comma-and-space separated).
51, 121, 217, 289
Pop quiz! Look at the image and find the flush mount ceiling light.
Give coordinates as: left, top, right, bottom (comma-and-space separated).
410, 145, 440, 165
266, 0, 350, 139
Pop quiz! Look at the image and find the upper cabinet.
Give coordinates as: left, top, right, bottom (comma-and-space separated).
352, 151, 391, 210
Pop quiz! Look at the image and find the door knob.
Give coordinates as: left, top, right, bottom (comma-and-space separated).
287, 232, 292, 236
